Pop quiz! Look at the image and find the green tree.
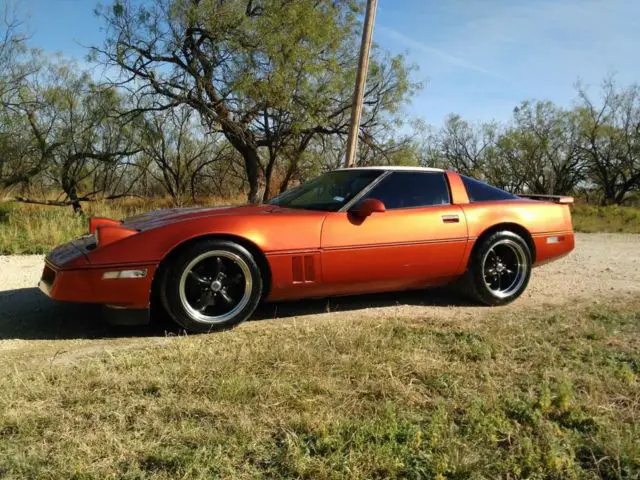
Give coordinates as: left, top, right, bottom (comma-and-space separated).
575, 79, 640, 205
488, 126, 534, 192
485, 102, 584, 195
430, 114, 498, 177
0, 4, 45, 191
95, 0, 416, 203
0, 2, 29, 107
510, 101, 583, 195
14, 60, 141, 211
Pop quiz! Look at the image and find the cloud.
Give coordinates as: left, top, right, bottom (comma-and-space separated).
377, 24, 503, 79
376, 0, 640, 124
430, 0, 640, 86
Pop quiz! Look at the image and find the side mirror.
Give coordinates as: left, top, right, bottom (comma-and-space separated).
350, 198, 386, 218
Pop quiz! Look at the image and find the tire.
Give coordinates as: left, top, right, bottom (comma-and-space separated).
159, 239, 263, 333
463, 230, 532, 306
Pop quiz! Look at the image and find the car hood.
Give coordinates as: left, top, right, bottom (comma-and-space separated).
121, 204, 282, 231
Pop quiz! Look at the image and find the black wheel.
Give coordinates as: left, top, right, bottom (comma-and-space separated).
160, 240, 263, 333
464, 231, 532, 306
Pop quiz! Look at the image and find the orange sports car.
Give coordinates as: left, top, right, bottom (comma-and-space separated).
39, 167, 575, 332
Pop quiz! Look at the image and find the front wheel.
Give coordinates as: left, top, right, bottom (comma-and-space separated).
160, 240, 263, 333
464, 231, 532, 306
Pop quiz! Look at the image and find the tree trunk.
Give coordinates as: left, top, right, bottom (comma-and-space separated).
601, 183, 618, 206
245, 150, 261, 204
280, 158, 298, 194
190, 173, 198, 204
279, 133, 312, 194
222, 127, 262, 204
262, 156, 277, 203
67, 186, 83, 214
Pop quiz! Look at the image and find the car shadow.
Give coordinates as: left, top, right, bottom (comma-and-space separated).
0, 286, 477, 340
252, 287, 476, 321
0, 288, 160, 340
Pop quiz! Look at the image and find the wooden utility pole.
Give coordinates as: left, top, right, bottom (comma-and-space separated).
345, 0, 378, 168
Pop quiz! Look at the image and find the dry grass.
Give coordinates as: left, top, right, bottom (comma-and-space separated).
0, 298, 639, 479
572, 204, 640, 234
0, 197, 240, 255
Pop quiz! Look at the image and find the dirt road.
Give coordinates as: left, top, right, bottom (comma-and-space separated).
0, 233, 639, 363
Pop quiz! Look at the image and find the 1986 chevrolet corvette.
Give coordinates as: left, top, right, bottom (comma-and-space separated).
39, 167, 575, 332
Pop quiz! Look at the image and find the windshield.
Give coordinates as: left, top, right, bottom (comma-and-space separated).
268, 170, 383, 211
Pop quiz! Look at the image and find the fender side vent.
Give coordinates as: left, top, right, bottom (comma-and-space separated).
292, 255, 316, 283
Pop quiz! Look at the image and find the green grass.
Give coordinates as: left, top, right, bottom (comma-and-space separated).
0, 200, 638, 255
572, 204, 640, 234
1, 300, 639, 479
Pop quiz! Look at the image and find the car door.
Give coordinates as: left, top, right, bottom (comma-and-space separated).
320, 171, 468, 296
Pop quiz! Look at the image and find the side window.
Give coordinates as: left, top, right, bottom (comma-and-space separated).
362, 172, 450, 209
461, 175, 518, 202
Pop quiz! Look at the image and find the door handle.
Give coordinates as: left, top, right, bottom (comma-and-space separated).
441, 214, 460, 223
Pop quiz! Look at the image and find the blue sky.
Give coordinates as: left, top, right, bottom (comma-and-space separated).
18, 0, 640, 125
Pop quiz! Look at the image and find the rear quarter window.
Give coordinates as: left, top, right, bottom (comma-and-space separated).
363, 172, 450, 209
461, 175, 518, 202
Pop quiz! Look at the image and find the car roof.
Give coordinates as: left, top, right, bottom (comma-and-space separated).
337, 166, 444, 173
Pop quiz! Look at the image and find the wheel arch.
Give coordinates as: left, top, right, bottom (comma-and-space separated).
470, 222, 536, 265
150, 233, 273, 306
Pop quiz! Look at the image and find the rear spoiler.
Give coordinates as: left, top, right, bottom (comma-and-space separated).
518, 194, 574, 205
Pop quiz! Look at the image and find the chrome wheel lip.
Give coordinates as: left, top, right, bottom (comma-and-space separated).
481, 239, 528, 299
178, 250, 252, 325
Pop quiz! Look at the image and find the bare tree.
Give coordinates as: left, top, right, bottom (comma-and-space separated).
142, 105, 229, 205
0, 4, 47, 191
13, 60, 141, 212
575, 79, 640, 205
0, 1, 30, 104
431, 114, 498, 176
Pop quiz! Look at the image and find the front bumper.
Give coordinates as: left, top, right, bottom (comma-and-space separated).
38, 263, 57, 297
39, 241, 156, 309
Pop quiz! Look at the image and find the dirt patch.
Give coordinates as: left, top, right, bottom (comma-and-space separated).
0, 233, 638, 363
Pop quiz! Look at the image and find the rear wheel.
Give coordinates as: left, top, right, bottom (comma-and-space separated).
160, 240, 263, 333
464, 231, 532, 305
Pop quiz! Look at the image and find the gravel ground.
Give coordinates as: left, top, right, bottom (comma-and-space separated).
0, 233, 638, 363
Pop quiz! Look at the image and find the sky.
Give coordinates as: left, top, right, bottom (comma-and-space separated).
16, 0, 640, 126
